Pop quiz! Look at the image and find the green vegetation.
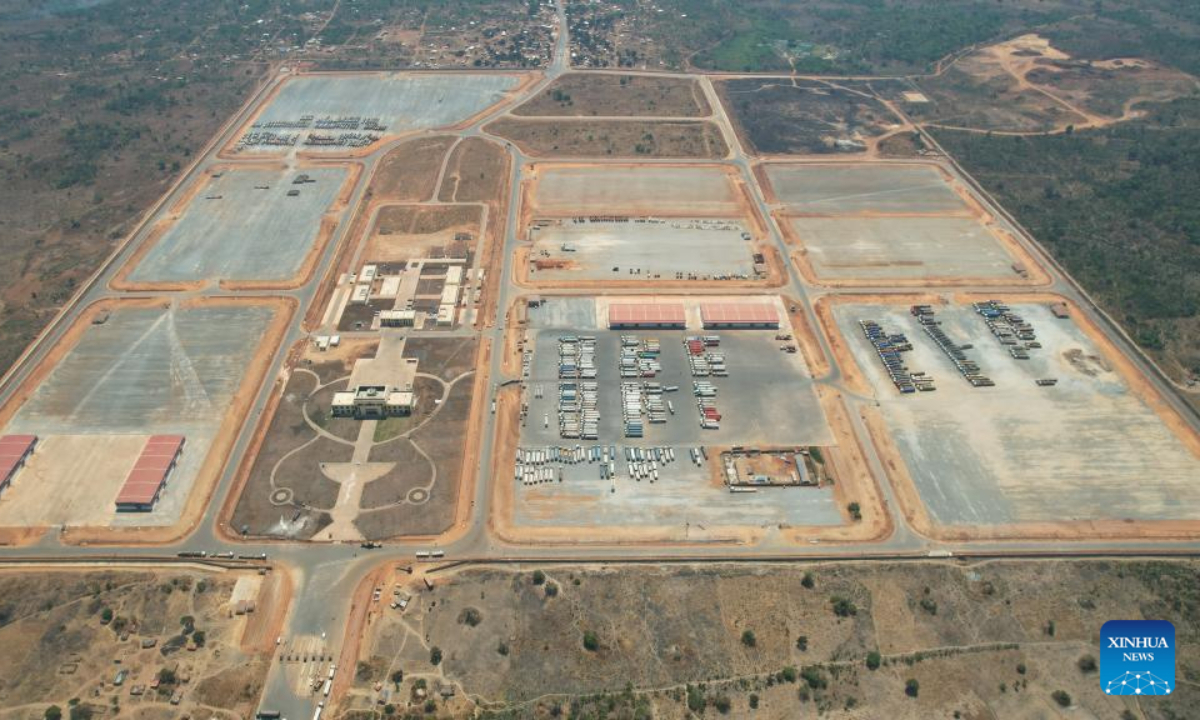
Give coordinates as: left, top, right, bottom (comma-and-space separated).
934, 98, 1200, 383
905, 679, 920, 698
430, 646, 443, 666
830, 596, 858, 617
741, 629, 757, 647
866, 651, 881, 670
1052, 689, 1072, 707
582, 630, 599, 652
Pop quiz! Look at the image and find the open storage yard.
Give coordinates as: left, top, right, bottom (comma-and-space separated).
824, 297, 1200, 539
119, 165, 353, 289
234, 73, 526, 154
0, 566, 286, 719
0, 298, 288, 538
517, 163, 781, 288
765, 163, 1044, 286
486, 295, 893, 544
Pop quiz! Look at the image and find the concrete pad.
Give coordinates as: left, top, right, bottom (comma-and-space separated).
834, 302, 1200, 525
531, 165, 741, 216
789, 216, 1020, 281
128, 167, 347, 285
529, 218, 756, 280
765, 164, 969, 214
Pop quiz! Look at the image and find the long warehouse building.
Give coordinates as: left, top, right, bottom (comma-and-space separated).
700, 302, 780, 329
0, 434, 37, 497
608, 303, 686, 329
115, 435, 185, 512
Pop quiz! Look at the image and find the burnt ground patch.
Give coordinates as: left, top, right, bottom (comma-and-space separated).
718, 78, 902, 155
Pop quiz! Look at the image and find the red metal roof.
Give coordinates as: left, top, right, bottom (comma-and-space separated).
608, 303, 686, 326
700, 302, 779, 325
0, 435, 37, 485
116, 436, 184, 506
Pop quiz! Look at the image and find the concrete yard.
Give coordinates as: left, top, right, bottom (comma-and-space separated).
0, 302, 278, 528
127, 167, 348, 285
528, 164, 743, 216
512, 297, 837, 531
763, 163, 970, 214
252, 73, 521, 137
788, 216, 1019, 281
527, 218, 756, 281
833, 301, 1200, 527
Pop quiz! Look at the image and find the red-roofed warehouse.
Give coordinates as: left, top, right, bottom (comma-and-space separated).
0, 434, 37, 496
115, 435, 184, 512
700, 302, 780, 329
608, 303, 686, 329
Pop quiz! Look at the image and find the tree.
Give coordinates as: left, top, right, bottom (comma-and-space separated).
430, 646, 443, 666
532, 570, 546, 586
158, 668, 177, 685
192, 630, 206, 647
749, 693, 759, 709
1052, 690, 1071, 707
712, 694, 732, 714
741, 630, 757, 647
390, 670, 404, 688
459, 608, 482, 627
848, 502, 862, 521
905, 679, 920, 697
583, 630, 599, 652
801, 667, 826, 690
45, 707, 63, 720
781, 666, 798, 683
796, 635, 808, 652
100, 608, 113, 624
830, 596, 857, 617
544, 581, 559, 598
866, 651, 881, 670
1077, 654, 1097, 673
179, 615, 195, 634
801, 573, 815, 589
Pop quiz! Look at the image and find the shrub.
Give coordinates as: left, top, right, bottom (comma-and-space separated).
100, 608, 113, 624
848, 502, 861, 520
866, 651, 881, 670
45, 707, 63, 720
801, 667, 826, 690
1077, 655, 1097, 673
1052, 690, 1071, 707
583, 631, 599, 652
801, 573, 815, 589
459, 607, 483, 627
741, 630, 757, 647
905, 679, 919, 697
497, 642, 509, 656
749, 693, 759, 709
430, 646, 443, 666
532, 570, 546, 585
544, 582, 559, 598
781, 666, 798, 683
919, 598, 938, 616
796, 635, 808, 651
830, 596, 857, 617
712, 695, 732, 714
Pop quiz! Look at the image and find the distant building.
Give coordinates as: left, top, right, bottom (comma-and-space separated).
608, 303, 686, 329
700, 302, 779, 329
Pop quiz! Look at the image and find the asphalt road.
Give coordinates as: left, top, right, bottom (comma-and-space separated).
0, 2, 1197, 718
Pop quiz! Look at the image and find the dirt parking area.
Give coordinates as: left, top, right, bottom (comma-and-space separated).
340, 559, 1199, 720
0, 566, 286, 720
514, 73, 710, 117
365, 205, 481, 264
486, 118, 728, 158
